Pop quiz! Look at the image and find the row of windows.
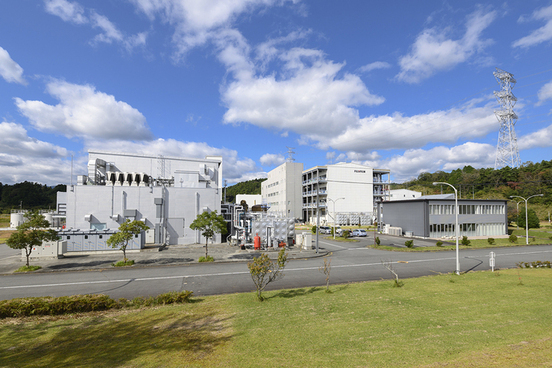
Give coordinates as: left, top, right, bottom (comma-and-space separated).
266, 181, 280, 188
267, 191, 279, 197
429, 222, 505, 237
429, 204, 505, 215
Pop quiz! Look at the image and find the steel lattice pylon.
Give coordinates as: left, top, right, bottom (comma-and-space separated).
493, 68, 521, 169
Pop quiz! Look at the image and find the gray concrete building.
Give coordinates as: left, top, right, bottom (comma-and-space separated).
382, 197, 508, 238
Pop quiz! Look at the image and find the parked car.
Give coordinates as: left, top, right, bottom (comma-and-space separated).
335, 226, 343, 236
319, 226, 331, 234
352, 229, 367, 237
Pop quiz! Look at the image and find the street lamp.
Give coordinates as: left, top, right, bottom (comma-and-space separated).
328, 197, 345, 239
509, 194, 543, 245
433, 182, 460, 275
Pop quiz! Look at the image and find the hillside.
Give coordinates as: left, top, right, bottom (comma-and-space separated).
225, 178, 266, 203
396, 159, 552, 221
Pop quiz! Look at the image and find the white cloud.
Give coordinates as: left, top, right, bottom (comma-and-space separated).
518, 123, 552, 150
260, 153, 285, 166
377, 142, 495, 182
312, 97, 497, 152
221, 46, 385, 136
130, 0, 299, 57
358, 61, 391, 73
512, 4, 552, 48
44, 0, 87, 24
45, 0, 147, 50
84, 138, 258, 182
0, 121, 71, 185
536, 80, 552, 106
0, 47, 27, 85
396, 8, 496, 83
15, 79, 153, 141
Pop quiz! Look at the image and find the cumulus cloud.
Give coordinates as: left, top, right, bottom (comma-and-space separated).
0, 47, 27, 85
358, 61, 391, 73
536, 80, 552, 106
221, 45, 385, 137
512, 4, 552, 48
44, 0, 147, 50
85, 138, 259, 182
311, 97, 497, 152
372, 142, 496, 182
396, 8, 496, 83
130, 0, 299, 57
0, 121, 71, 185
260, 153, 285, 166
15, 79, 153, 141
518, 123, 552, 150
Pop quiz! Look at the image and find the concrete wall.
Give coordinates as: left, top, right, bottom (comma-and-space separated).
65, 185, 221, 245
383, 200, 428, 237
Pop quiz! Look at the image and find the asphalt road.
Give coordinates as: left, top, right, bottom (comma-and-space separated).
1, 236, 551, 301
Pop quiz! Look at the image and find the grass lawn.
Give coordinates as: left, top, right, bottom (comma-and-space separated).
0, 214, 9, 228
0, 230, 15, 244
1, 268, 551, 367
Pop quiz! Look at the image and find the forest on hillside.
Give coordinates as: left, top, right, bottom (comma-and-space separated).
225, 178, 266, 203
397, 160, 552, 222
0, 182, 65, 213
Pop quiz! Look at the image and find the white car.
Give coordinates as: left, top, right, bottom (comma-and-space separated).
352, 229, 367, 237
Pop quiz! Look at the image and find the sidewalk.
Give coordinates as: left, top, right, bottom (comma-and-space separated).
0, 243, 328, 275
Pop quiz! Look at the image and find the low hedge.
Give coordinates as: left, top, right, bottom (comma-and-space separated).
0, 290, 193, 319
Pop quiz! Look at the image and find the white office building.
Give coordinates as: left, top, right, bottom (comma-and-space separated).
261, 162, 304, 219
302, 162, 390, 226
57, 150, 223, 246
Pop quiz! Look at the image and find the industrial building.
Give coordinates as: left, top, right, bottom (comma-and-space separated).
389, 189, 422, 201
261, 162, 304, 218
57, 150, 223, 248
382, 196, 508, 238
302, 162, 390, 226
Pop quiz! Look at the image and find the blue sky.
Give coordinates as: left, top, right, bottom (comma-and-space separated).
1, 0, 552, 186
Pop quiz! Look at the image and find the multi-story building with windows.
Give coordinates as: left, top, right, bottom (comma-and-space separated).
302, 162, 390, 225
382, 196, 508, 238
261, 162, 303, 218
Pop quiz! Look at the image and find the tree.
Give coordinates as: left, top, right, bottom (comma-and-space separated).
6, 210, 58, 267
248, 247, 288, 301
107, 220, 149, 262
516, 207, 540, 229
189, 210, 228, 258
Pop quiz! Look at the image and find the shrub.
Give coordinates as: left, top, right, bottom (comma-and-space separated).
487, 238, 495, 245
311, 225, 317, 234
248, 247, 288, 301
342, 230, 350, 238
199, 256, 214, 262
113, 259, 134, 267
436, 241, 443, 247
516, 260, 551, 268
0, 291, 193, 319
509, 234, 518, 243
375, 237, 380, 246
404, 240, 414, 248
461, 236, 471, 246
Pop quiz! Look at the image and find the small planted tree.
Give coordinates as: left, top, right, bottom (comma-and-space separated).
319, 257, 332, 293
6, 210, 58, 269
461, 236, 471, 246
107, 220, 149, 265
381, 260, 403, 287
248, 247, 288, 301
190, 210, 228, 259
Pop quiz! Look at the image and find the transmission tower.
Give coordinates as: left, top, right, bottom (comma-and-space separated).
493, 68, 521, 169
286, 146, 296, 162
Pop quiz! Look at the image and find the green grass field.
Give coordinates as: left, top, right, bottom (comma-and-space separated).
1, 268, 551, 367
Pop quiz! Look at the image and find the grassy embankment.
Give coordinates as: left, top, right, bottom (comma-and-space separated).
1, 268, 551, 367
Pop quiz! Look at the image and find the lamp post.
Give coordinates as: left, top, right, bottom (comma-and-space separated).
433, 182, 460, 275
328, 197, 345, 239
509, 194, 543, 245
